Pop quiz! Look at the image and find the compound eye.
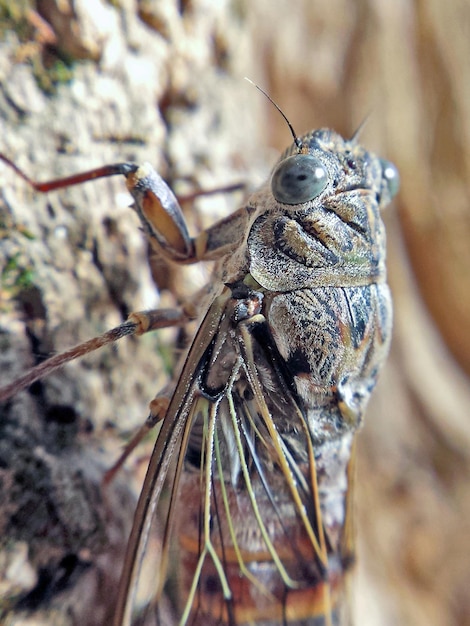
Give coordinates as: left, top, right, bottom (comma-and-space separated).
380, 159, 400, 198
271, 154, 328, 205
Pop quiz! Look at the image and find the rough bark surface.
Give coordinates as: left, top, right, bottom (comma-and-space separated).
0, 2, 469, 625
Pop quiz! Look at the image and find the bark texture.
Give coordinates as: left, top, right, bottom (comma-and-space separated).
0, 1, 469, 625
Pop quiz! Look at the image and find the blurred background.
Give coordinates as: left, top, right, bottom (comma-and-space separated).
0, 1, 469, 625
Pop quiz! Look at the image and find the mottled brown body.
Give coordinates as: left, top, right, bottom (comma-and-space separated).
118, 130, 397, 625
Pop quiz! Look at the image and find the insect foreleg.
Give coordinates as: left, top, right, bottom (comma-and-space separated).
125, 163, 251, 263
1, 153, 251, 266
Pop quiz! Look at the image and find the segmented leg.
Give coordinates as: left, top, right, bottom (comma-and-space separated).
0, 307, 191, 402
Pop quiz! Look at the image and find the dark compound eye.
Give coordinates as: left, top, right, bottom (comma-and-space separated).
271, 154, 328, 205
380, 159, 400, 198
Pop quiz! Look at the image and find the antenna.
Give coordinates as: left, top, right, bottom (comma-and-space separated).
350, 110, 373, 142
245, 78, 302, 151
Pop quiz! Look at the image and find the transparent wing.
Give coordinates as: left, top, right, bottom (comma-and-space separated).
115, 284, 355, 626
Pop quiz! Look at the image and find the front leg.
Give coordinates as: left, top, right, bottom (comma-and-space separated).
125, 162, 250, 263
0, 152, 251, 265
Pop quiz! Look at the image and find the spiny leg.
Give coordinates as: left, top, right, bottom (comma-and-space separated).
102, 388, 174, 486
0, 306, 192, 402
0, 153, 249, 265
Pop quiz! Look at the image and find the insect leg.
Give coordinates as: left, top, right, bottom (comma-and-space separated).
0, 153, 251, 265
176, 182, 245, 204
0, 152, 195, 261
124, 163, 251, 263
102, 388, 173, 486
0, 306, 191, 402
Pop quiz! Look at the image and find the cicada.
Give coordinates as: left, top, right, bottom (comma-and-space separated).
0, 119, 399, 625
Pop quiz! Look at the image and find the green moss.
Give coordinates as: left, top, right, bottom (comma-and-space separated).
33, 55, 75, 93
0, 0, 76, 93
1, 252, 35, 308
